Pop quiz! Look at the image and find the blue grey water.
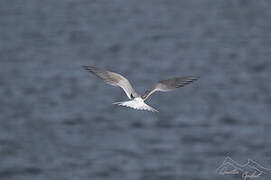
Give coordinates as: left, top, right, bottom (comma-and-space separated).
0, 0, 271, 180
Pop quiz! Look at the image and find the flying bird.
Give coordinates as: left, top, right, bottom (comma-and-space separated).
83, 66, 199, 112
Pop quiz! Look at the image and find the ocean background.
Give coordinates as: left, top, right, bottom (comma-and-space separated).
0, 0, 271, 179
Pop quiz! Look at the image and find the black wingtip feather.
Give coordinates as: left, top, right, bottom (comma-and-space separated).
82, 66, 100, 73
190, 76, 200, 80
175, 76, 200, 88
82, 65, 91, 70
82, 65, 88, 70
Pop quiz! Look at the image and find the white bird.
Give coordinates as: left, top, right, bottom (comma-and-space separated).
83, 66, 199, 112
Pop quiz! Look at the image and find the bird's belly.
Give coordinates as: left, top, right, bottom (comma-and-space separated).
126, 98, 144, 108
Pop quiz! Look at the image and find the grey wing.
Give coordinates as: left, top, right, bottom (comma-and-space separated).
141, 76, 199, 100
83, 66, 137, 99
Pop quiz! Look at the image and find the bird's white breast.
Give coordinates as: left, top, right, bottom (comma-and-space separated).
128, 97, 145, 108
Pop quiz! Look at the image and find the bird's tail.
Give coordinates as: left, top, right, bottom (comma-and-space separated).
112, 100, 158, 112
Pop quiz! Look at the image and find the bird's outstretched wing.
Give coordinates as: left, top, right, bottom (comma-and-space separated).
141, 76, 199, 100
83, 66, 137, 99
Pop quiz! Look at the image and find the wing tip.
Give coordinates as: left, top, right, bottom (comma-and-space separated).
194, 76, 200, 79
82, 65, 95, 71
189, 76, 200, 80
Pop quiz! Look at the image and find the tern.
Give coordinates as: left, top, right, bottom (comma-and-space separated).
83, 66, 199, 112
